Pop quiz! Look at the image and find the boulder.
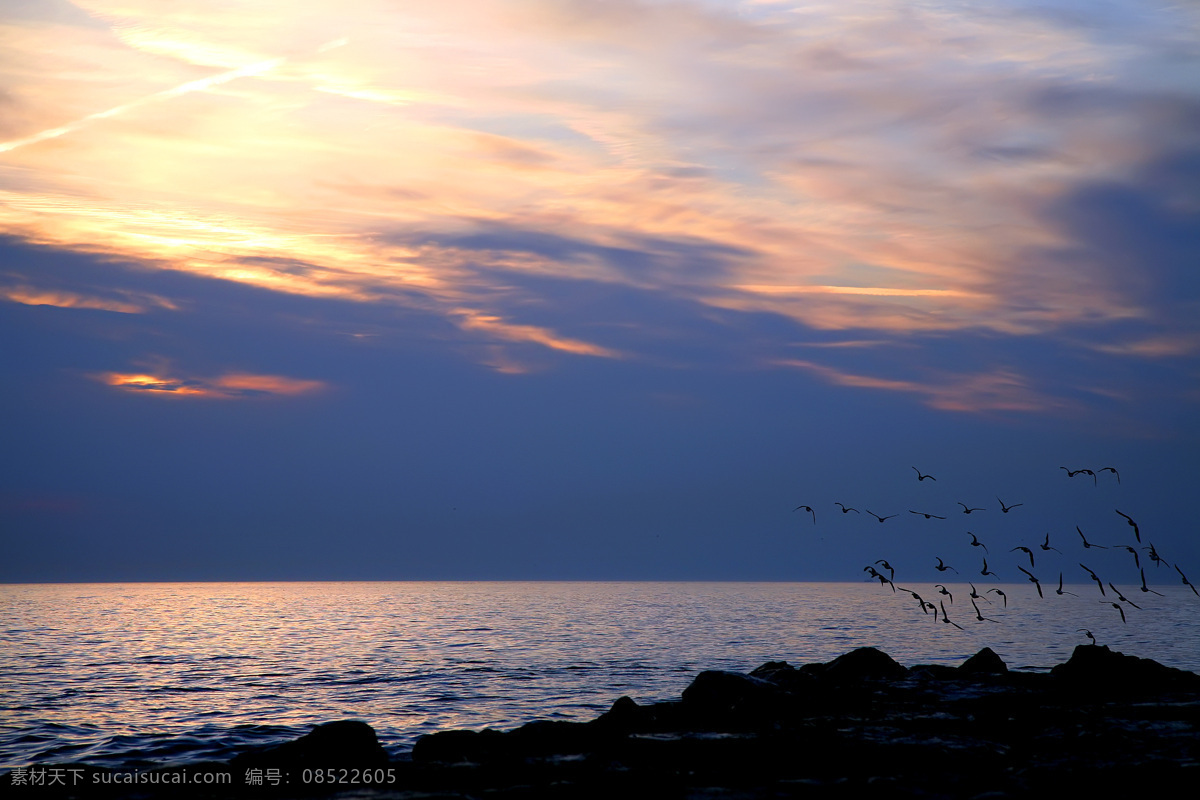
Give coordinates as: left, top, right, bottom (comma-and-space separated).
823, 646, 909, 682
959, 647, 1009, 675
231, 720, 388, 771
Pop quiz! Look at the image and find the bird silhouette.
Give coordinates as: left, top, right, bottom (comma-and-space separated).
1107, 584, 1141, 609
909, 510, 946, 520
1076, 526, 1108, 550
834, 503, 860, 514
896, 587, 927, 612
924, 600, 940, 621
1078, 628, 1097, 645
980, 558, 999, 579
1116, 545, 1141, 570
1105, 601, 1127, 624
970, 597, 999, 623
967, 531, 989, 554
958, 502, 985, 514
912, 467, 936, 482
1078, 468, 1098, 486
863, 565, 895, 591
1017, 565, 1043, 598
1061, 467, 1083, 477
1114, 510, 1140, 543
866, 510, 898, 523
1175, 564, 1199, 596
793, 505, 816, 524
1138, 568, 1165, 597
1099, 466, 1121, 484
1056, 572, 1078, 597
987, 588, 1007, 607
935, 584, 953, 604
1079, 563, 1106, 596
1011, 546, 1035, 568
875, 559, 895, 580
934, 557, 958, 574
1039, 532, 1063, 554
1144, 542, 1168, 568
997, 497, 1023, 513
939, 600, 964, 630
968, 583, 988, 603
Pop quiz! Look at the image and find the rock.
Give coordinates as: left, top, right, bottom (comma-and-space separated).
1050, 644, 1200, 690
231, 720, 388, 771
959, 647, 1009, 674
823, 646, 909, 681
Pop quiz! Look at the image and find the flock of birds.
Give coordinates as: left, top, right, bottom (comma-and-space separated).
793, 465, 1197, 641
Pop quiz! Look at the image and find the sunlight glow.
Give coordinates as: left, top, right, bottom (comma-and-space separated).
2, 0, 1196, 410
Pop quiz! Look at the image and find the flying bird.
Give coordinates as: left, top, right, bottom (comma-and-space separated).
1078, 628, 1096, 645
1138, 569, 1165, 597
1011, 546, 1035, 568
980, 558, 999, 579
939, 600, 964, 630
896, 587, 927, 611
1105, 601, 1127, 624
970, 597, 999, 623
997, 497, 1023, 513
1039, 532, 1062, 554
834, 503, 860, 514
866, 510, 898, 523
793, 505, 816, 524
1099, 466, 1121, 484
1114, 510, 1140, 543
1107, 584, 1141, 609
934, 557, 958, 574
1078, 468, 1098, 486
968, 583, 988, 602
912, 467, 936, 482
875, 559, 895, 581
958, 502, 985, 514
1061, 467, 1084, 477
1116, 545, 1141, 570
1079, 563, 1106, 596
935, 584, 953, 604
1076, 526, 1108, 550
1175, 564, 1199, 596
1017, 565, 1043, 598
1056, 572, 1078, 597
967, 531, 989, 554
987, 588, 1007, 607
909, 510, 946, 520
1144, 542, 1168, 568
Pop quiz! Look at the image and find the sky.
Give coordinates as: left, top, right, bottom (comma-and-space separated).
1, 0, 1198, 584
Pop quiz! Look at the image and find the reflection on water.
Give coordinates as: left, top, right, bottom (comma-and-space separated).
1, 581, 1198, 769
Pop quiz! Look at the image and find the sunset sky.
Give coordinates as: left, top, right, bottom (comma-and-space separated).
2, 0, 1198, 583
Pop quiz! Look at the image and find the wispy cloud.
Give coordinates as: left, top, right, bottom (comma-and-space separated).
1, 0, 1196, 410
97, 369, 326, 398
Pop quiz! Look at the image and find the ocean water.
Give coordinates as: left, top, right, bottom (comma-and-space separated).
2, 580, 1199, 771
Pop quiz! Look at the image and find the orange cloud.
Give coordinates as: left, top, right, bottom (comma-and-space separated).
2, 287, 145, 313
98, 370, 326, 398
777, 359, 1061, 414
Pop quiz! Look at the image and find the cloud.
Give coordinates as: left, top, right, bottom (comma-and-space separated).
776, 358, 1062, 414
97, 369, 326, 398
0, 0, 1196, 415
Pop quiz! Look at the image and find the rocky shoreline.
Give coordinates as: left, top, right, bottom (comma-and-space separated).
6, 644, 1199, 799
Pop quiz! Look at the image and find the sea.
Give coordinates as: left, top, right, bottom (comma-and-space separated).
3, 580, 1199, 772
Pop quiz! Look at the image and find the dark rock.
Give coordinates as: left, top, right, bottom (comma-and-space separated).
1050, 644, 1200, 690
680, 669, 781, 713
231, 720, 388, 771
959, 647, 1009, 674
823, 646, 909, 681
